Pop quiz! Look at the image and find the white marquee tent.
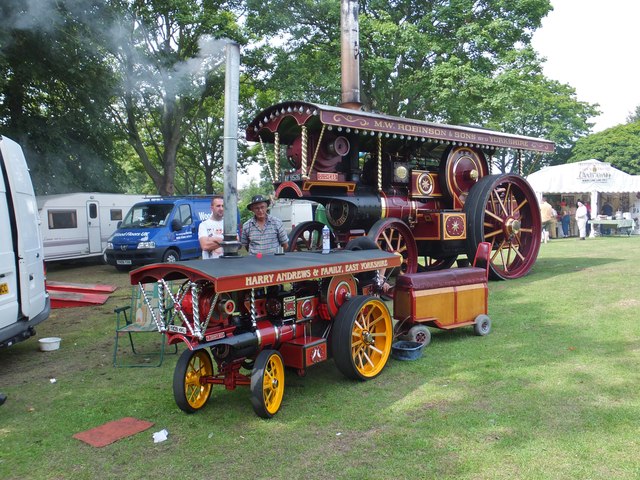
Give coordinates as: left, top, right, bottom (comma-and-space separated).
526, 159, 640, 234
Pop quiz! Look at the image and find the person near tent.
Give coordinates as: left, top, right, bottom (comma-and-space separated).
601, 202, 613, 235
561, 206, 571, 237
575, 201, 588, 240
539, 197, 554, 243
585, 201, 592, 236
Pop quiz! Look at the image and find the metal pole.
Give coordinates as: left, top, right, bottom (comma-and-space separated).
340, 0, 361, 109
222, 42, 241, 257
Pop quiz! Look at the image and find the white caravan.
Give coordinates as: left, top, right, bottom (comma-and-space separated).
0, 135, 49, 347
37, 193, 147, 262
269, 199, 317, 233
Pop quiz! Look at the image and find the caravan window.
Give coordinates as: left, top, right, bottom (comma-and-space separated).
120, 204, 174, 228
88, 203, 98, 219
48, 210, 77, 229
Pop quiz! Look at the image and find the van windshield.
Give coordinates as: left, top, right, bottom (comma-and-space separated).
120, 204, 174, 228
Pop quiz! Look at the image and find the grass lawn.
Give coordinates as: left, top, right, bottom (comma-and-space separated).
1, 236, 639, 479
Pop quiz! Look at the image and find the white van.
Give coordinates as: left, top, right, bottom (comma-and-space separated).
0, 135, 49, 348
270, 199, 317, 233
37, 193, 147, 262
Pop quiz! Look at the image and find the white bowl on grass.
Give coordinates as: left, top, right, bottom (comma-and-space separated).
39, 337, 61, 352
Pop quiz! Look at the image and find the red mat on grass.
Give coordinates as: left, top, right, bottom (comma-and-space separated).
73, 417, 154, 447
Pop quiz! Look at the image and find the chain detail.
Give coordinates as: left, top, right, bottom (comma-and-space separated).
377, 135, 383, 192
301, 125, 308, 179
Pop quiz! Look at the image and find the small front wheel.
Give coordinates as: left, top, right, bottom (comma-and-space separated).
250, 350, 285, 418
173, 349, 213, 413
473, 314, 492, 336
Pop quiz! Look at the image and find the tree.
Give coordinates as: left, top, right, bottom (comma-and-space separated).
482, 48, 599, 174
0, 0, 127, 195
103, 0, 245, 195
569, 123, 640, 175
626, 105, 640, 124
245, 0, 554, 118
243, 0, 597, 176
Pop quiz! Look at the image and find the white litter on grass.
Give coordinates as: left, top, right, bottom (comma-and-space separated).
336, 432, 342, 436
49, 378, 56, 384
153, 429, 168, 443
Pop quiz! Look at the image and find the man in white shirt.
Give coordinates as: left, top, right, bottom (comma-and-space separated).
198, 195, 224, 258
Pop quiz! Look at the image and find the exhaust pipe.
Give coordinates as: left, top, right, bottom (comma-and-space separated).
222, 41, 242, 256
340, 0, 362, 110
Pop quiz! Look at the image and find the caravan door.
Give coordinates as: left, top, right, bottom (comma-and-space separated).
86, 201, 101, 254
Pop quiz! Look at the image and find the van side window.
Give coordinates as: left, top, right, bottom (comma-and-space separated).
110, 209, 123, 221
177, 204, 192, 226
48, 210, 77, 229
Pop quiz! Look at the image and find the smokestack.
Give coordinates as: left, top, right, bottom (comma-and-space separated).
340, 0, 362, 110
222, 42, 241, 257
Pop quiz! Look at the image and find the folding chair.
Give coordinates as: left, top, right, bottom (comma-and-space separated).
113, 283, 177, 367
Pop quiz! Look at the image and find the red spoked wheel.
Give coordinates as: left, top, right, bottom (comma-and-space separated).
418, 255, 457, 272
287, 221, 336, 252
464, 174, 541, 280
367, 218, 418, 277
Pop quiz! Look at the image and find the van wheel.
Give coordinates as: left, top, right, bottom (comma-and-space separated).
163, 249, 179, 263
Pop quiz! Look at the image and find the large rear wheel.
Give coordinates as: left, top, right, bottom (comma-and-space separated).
331, 296, 393, 381
464, 174, 541, 280
418, 255, 457, 272
173, 349, 213, 413
367, 218, 418, 277
287, 221, 335, 252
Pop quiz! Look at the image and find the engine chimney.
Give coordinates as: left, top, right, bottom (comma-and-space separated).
340, 0, 362, 110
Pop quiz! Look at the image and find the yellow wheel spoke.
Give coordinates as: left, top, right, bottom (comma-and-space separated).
484, 208, 503, 223
491, 191, 509, 217
515, 198, 528, 213
362, 348, 374, 368
369, 344, 384, 355
484, 229, 502, 239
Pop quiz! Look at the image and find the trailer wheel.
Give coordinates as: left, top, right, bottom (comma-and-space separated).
404, 325, 431, 347
287, 221, 335, 252
367, 218, 418, 280
464, 174, 541, 280
473, 314, 492, 336
173, 349, 213, 413
332, 296, 392, 381
250, 350, 285, 418
163, 249, 179, 263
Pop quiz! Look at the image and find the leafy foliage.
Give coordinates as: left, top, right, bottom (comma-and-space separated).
103, 0, 247, 195
0, 0, 605, 194
626, 104, 640, 124
0, 0, 126, 194
244, 0, 597, 174
570, 122, 640, 174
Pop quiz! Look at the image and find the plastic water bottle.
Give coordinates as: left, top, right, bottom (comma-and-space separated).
322, 224, 330, 254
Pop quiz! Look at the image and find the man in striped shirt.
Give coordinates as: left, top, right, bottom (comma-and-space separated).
241, 195, 288, 255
